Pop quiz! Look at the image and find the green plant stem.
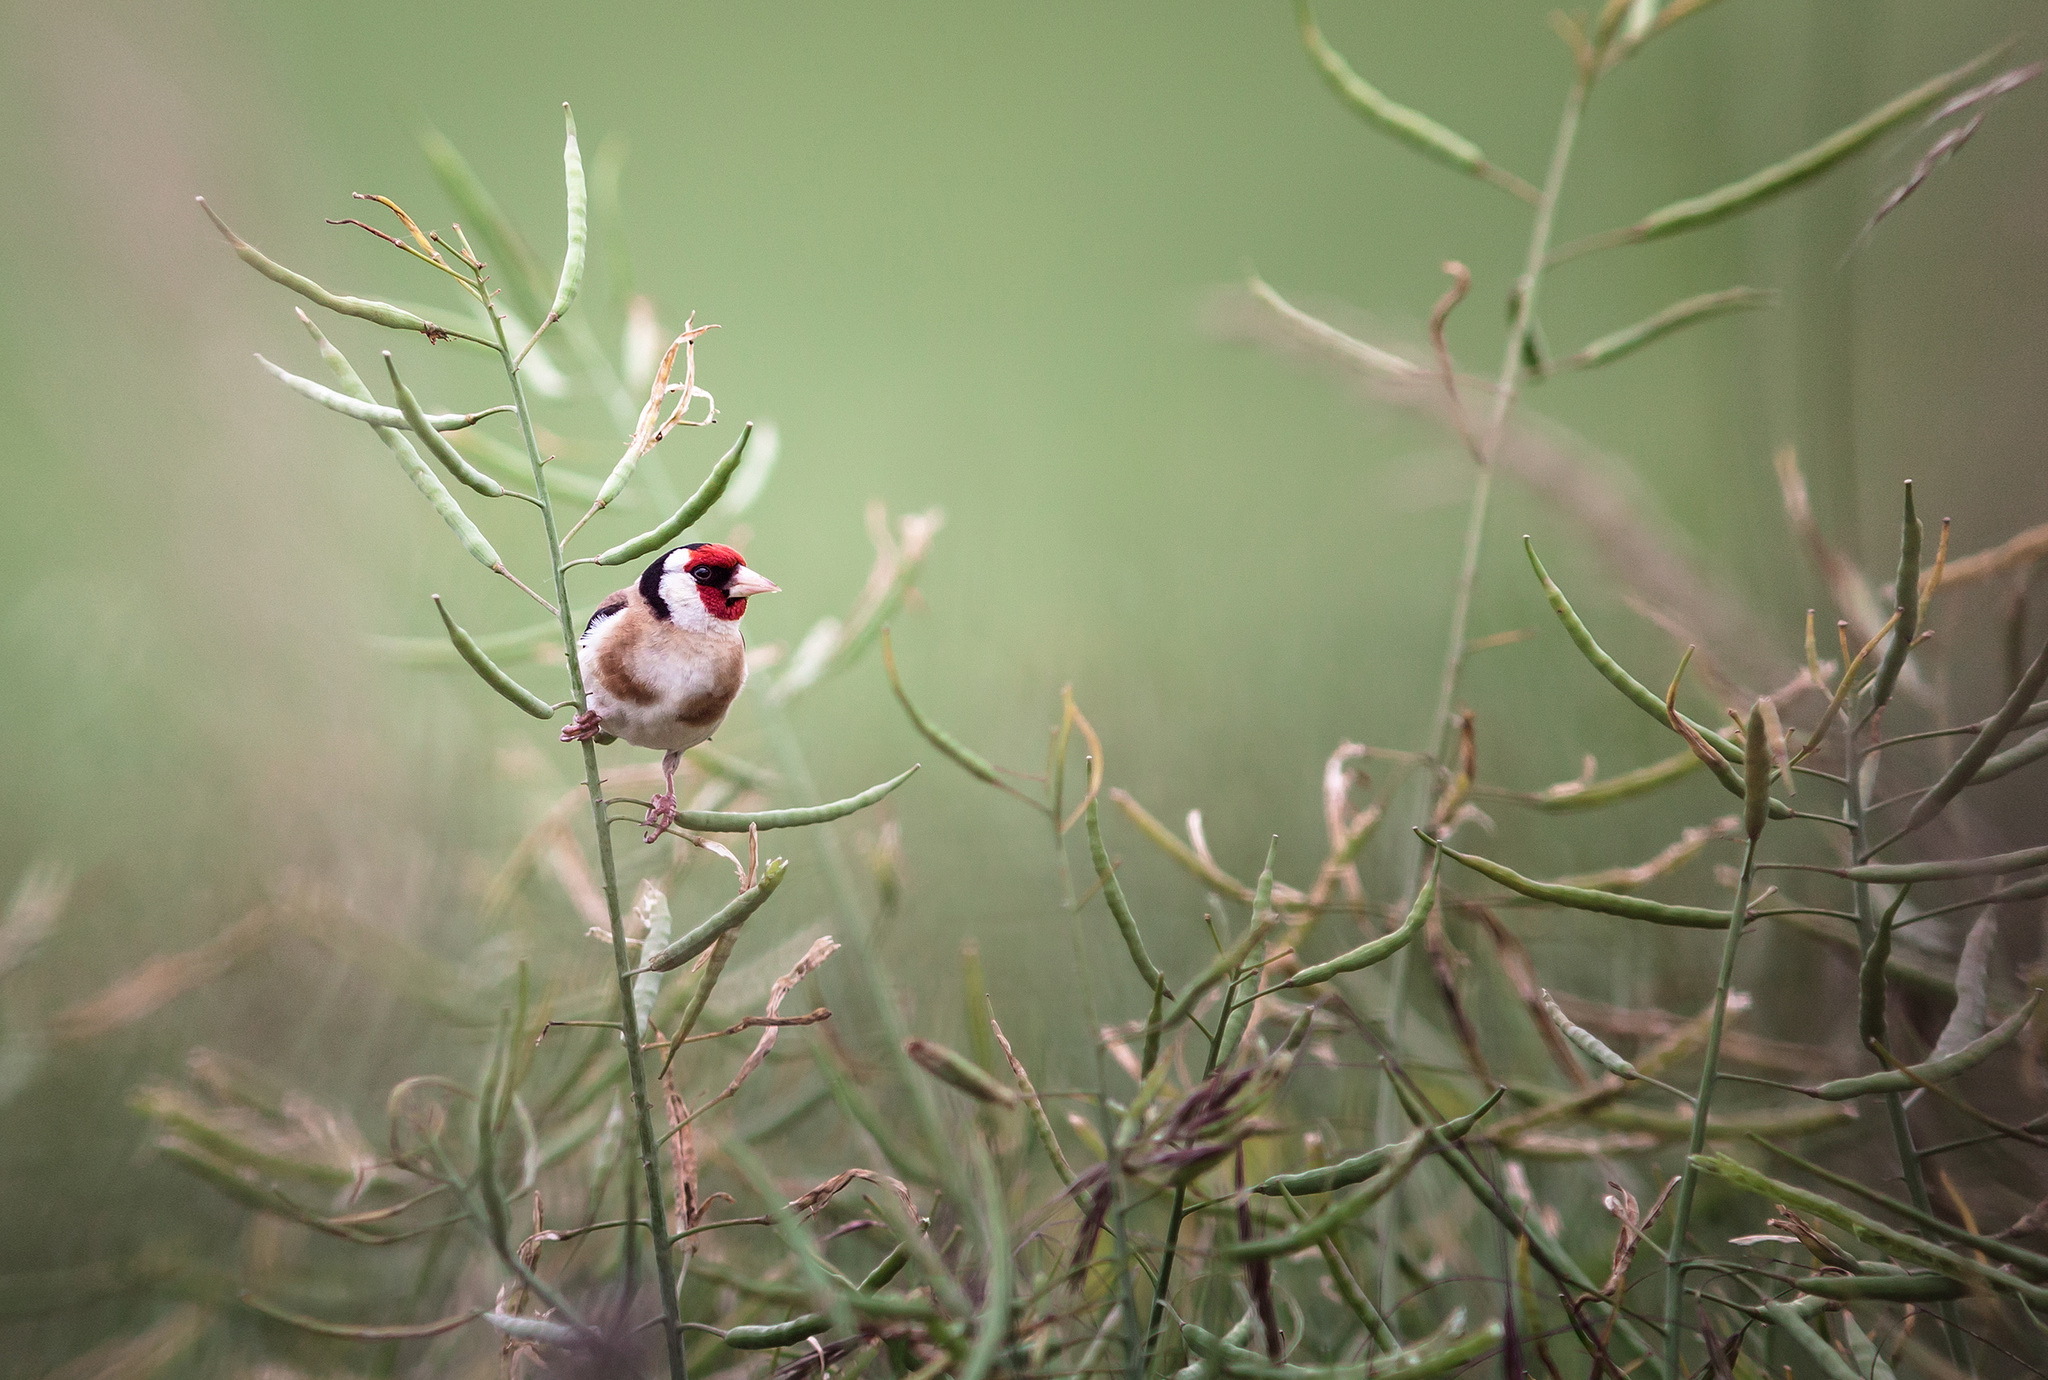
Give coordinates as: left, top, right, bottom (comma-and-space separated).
1141, 971, 1243, 1374
1375, 64, 1592, 1317
484, 295, 688, 1380
1841, 702, 1972, 1375
758, 701, 954, 1190
1659, 835, 1755, 1380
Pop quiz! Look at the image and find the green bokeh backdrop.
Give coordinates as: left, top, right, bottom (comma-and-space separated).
2, 0, 2045, 1363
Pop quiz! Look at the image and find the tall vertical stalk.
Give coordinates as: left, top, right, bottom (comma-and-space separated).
1659, 836, 1756, 1380
482, 286, 689, 1379
1840, 697, 1972, 1374
1375, 65, 1592, 1314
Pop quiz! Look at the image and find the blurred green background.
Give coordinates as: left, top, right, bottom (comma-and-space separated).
3, 0, 2045, 1370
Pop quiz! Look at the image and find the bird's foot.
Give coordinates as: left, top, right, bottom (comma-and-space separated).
560, 710, 604, 743
642, 792, 678, 843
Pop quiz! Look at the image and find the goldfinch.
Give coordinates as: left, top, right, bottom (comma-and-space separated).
561, 542, 780, 839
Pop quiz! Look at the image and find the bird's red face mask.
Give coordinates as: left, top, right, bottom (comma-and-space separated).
680, 543, 780, 621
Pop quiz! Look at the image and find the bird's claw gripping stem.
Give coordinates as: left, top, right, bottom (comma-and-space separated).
642, 793, 678, 843
560, 709, 604, 743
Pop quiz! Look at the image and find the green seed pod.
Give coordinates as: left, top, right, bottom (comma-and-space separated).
1222, 1130, 1432, 1260
432, 596, 558, 719
1839, 839, 2048, 883
722, 1315, 833, 1351
237, 1295, 484, 1340
639, 859, 787, 973
1901, 637, 2048, 840
1525, 539, 1744, 763
383, 354, 506, 498
1551, 288, 1775, 374
1810, 990, 2039, 1099
1568, 47, 1998, 252
1693, 1152, 2048, 1309
1253, 1087, 1503, 1196
1795, 1273, 1969, 1303
1284, 847, 1440, 988
1515, 749, 1701, 812
1742, 701, 1772, 840
1540, 988, 1640, 1080
294, 311, 503, 573
858, 1242, 911, 1293
1293, 0, 1536, 203
545, 105, 586, 329
258, 356, 512, 431
665, 765, 917, 833
881, 629, 1030, 803
903, 1037, 1019, 1107
1433, 834, 1732, 929
1868, 482, 1922, 710
1967, 724, 2048, 787
1213, 971, 1257, 1069
590, 423, 754, 566
417, 127, 551, 323
1858, 887, 1910, 1050
199, 199, 465, 342
1085, 796, 1168, 995
1158, 910, 1277, 1032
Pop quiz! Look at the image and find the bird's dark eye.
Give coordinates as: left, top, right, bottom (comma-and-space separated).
691, 565, 720, 584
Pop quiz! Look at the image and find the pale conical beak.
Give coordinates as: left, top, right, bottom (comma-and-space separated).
726, 565, 781, 599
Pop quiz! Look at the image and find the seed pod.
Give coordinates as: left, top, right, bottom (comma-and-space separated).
1213, 971, 1257, 1069
1837, 839, 2048, 883
294, 312, 503, 573
1222, 1128, 1432, 1259
1742, 702, 1771, 839
1967, 724, 2048, 787
1284, 847, 1440, 988
544, 104, 586, 329
383, 354, 507, 498
1526, 539, 1743, 763
1694, 1152, 2048, 1310
904, 1038, 1019, 1107
432, 596, 557, 719
1293, 0, 1536, 203
1253, 1087, 1504, 1196
723, 1315, 832, 1351
1795, 1273, 1969, 1303
589, 423, 754, 566
1858, 887, 1916, 1053
1085, 796, 1167, 995
1551, 287, 1775, 374
1433, 834, 1731, 929
258, 356, 512, 431
1540, 988, 1640, 1080
417, 128, 551, 324
639, 859, 787, 973
1516, 749, 1702, 813
881, 629, 1034, 805
1897, 636, 2048, 840
1158, 909, 1277, 1033
1565, 47, 1998, 252
1809, 990, 2039, 1099
1868, 482, 1922, 710
199, 199, 462, 342
664, 765, 917, 834
237, 1295, 484, 1340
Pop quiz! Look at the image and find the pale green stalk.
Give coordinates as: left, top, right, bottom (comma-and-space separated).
479, 281, 688, 1380
1657, 836, 1755, 1380
1375, 64, 1592, 1315
1840, 694, 1972, 1374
